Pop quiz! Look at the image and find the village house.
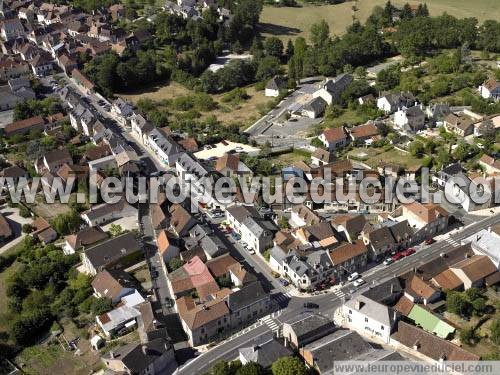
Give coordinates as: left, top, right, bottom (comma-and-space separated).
301, 97, 327, 119
318, 127, 349, 152
349, 122, 380, 145
479, 78, 500, 101
391, 321, 479, 362
146, 127, 184, 167
341, 294, 397, 343
169, 203, 197, 237
0, 213, 13, 245
3, 115, 45, 137
226, 205, 276, 253
377, 92, 416, 114
102, 338, 177, 374
31, 217, 58, 245
130, 113, 153, 143
282, 313, 337, 349
331, 214, 366, 243
449, 255, 497, 289
157, 229, 180, 264
239, 339, 292, 369
0, 58, 30, 81
265, 75, 286, 97
81, 199, 137, 227
81, 232, 142, 276
313, 74, 353, 105
300, 329, 373, 374
168, 256, 220, 300
443, 113, 475, 137
1, 18, 25, 40
393, 105, 426, 133
394, 202, 448, 242
92, 268, 137, 304
96, 291, 145, 337
111, 98, 134, 126
215, 152, 252, 177
310, 148, 335, 167
185, 224, 228, 260
478, 154, 500, 175
63, 226, 109, 255
328, 240, 368, 281
35, 148, 73, 174
71, 68, 95, 94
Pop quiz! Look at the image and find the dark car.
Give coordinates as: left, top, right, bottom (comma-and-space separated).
303, 302, 319, 309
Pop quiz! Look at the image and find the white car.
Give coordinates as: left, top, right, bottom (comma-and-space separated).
347, 272, 359, 282
353, 278, 365, 287
383, 258, 394, 266
248, 249, 255, 255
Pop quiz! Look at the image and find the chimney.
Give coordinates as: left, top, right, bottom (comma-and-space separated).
109, 351, 115, 359
390, 283, 394, 294
488, 226, 492, 233
141, 345, 148, 355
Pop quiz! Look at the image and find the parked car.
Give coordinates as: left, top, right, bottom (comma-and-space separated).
231, 232, 241, 240
303, 302, 319, 309
353, 278, 365, 287
391, 252, 405, 261
402, 248, 416, 256
383, 258, 394, 266
425, 238, 435, 245
248, 249, 255, 255
347, 272, 359, 282
279, 278, 289, 286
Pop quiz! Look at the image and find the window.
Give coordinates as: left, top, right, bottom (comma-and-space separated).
365, 317, 368, 323
381, 326, 384, 330
349, 310, 352, 314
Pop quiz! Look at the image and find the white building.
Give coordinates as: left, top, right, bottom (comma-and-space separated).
341, 295, 396, 343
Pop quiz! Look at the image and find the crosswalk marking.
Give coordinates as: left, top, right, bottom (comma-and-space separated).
262, 316, 279, 332
272, 293, 291, 305
332, 289, 345, 298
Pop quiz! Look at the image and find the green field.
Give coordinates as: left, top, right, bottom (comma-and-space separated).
348, 146, 422, 170
260, 0, 500, 41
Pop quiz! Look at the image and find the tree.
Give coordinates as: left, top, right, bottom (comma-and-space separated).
10, 308, 53, 346
22, 224, 33, 233
169, 257, 184, 271
236, 362, 263, 375
278, 216, 290, 229
478, 119, 496, 145
446, 291, 471, 317
400, 3, 414, 20
460, 327, 478, 345
491, 319, 500, 345
109, 224, 123, 237
271, 357, 307, 375
286, 39, 294, 59
409, 140, 425, 158
415, 3, 429, 17
256, 56, 282, 81
50, 210, 82, 235
265, 37, 284, 59
310, 20, 330, 47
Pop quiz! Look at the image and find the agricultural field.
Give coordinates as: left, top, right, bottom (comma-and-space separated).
260, 0, 500, 41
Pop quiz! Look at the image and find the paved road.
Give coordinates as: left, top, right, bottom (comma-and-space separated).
176, 213, 500, 374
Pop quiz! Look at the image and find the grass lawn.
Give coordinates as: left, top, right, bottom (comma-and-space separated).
348, 146, 422, 170
0, 261, 21, 333
119, 82, 271, 127
30, 194, 73, 221
270, 149, 312, 169
260, 0, 500, 41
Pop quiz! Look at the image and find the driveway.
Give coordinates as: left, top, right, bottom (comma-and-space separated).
0, 205, 32, 254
